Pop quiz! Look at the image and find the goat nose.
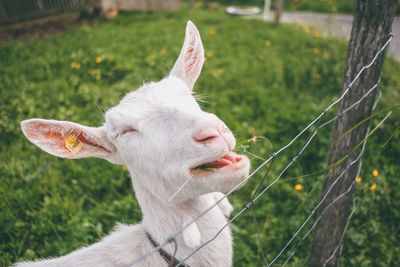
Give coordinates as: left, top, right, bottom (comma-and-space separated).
194, 127, 220, 143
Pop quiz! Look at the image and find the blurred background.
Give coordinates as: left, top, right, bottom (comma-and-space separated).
1, 1, 399, 266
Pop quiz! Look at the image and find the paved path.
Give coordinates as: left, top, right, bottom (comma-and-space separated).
279, 12, 400, 61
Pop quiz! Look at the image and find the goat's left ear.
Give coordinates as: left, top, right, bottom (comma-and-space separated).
170, 21, 205, 91
21, 119, 120, 164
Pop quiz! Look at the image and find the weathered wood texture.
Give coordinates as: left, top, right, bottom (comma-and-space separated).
308, 1, 398, 266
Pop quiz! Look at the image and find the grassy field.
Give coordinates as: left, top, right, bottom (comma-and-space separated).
1, 5, 400, 267
214, 0, 400, 15
215, 0, 355, 13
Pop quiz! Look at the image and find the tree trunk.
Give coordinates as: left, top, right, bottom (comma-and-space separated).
263, 0, 271, 21
308, 0, 398, 266
275, 0, 283, 24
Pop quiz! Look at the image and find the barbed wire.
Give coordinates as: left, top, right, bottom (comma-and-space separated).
125, 34, 393, 267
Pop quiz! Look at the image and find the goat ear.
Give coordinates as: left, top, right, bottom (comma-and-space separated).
170, 21, 205, 91
21, 119, 119, 163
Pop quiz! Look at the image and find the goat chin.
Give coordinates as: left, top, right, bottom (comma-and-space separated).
17, 21, 250, 267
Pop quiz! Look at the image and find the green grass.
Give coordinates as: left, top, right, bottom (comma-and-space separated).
284, 0, 355, 13
1, 6, 400, 267
212, 0, 400, 15
209, 0, 354, 13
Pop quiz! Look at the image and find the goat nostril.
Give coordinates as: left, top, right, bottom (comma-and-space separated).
194, 127, 220, 143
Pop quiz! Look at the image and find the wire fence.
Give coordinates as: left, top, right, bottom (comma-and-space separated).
0, 0, 86, 25
125, 34, 393, 267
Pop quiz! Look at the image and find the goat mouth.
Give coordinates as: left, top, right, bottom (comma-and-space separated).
191, 151, 243, 175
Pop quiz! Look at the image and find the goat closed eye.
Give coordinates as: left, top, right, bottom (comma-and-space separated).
120, 128, 138, 136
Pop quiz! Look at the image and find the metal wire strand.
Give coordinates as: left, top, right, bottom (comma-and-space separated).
248, 156, 276, 266
170, 238, 178, 267
282, 182, 357, 266
322, 197, 357, 267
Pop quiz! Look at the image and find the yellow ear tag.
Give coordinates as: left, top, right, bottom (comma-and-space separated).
65, 134, 83, 154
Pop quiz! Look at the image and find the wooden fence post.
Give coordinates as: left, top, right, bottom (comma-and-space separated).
308, 0, 398, 266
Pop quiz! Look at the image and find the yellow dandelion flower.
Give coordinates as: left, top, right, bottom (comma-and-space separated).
212, 68, 224, 78
75, 63, 81, 69
295, 184, 304, 191
313, 48, 320, 54
315, 31, 321, 38
323, 51, 329, 58
355, 177, 362, 183
372, 169, 379, 176
160, 48, 167, 55
370, 184, 377, 190
207, 29, 216, 36
71, 62, 76, 68
331, 6, 337, 12
315, 73, 321, 79
265, 40, 271, 46
96, 57, 102, 64
207, 51, 214, 58
122, 166, 127, 171
304, 26, 310, 33
194, 1, 203, 8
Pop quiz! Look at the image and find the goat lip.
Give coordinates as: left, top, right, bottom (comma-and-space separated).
191, 151, 244, 175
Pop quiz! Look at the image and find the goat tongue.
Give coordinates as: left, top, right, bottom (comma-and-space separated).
223, 153, 237, 162
206, 158, 233, 168
223, 152, 242, 163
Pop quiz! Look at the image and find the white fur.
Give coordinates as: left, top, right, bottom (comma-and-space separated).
17, 21, 250, 267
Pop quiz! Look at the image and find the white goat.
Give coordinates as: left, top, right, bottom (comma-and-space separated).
17, 21, 250, 267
